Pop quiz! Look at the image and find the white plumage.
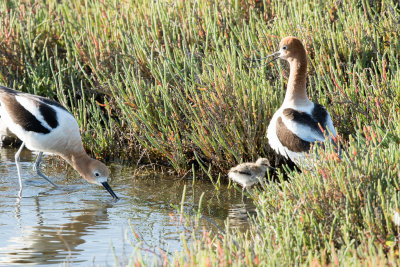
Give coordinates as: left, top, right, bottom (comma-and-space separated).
1, 95, 82, 154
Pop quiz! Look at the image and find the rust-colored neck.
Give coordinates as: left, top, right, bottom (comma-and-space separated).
283, 56, 309, 106
62, 150, 93, 182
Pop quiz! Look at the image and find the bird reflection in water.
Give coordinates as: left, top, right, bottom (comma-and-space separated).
227, 201, 257, 229
1, 196, 113, 265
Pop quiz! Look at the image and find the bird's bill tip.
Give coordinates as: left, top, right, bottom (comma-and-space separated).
101, 182, 119, 200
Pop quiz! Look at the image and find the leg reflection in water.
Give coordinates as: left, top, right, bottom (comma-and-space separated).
2, 195, 114, 265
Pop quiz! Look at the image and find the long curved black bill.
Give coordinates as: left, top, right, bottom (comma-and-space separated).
102, 182, 119, 200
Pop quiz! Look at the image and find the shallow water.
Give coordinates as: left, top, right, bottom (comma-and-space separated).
0, 148, 254, 266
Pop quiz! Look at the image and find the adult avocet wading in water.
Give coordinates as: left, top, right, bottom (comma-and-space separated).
265, 36, 337, 164
0, 86, 119, 199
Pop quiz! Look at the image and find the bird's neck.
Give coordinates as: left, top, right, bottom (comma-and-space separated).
283, 57, 310, 106
62, 150, 92, 180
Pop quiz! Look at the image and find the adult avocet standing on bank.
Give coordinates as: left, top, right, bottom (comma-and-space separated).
0, 86, 119, 199
265, 37, 337, 164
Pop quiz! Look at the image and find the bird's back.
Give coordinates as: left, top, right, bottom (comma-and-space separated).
0, 86, 83, 155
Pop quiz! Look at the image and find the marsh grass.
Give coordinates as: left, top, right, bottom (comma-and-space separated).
1, 0, 400, 265
166, 122, 400, 265
1, 0, 399, 174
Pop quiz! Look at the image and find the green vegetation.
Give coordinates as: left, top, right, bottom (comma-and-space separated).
1, 0, 400, 265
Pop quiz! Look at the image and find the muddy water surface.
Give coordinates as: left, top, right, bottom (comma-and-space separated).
0, 148, 254, 266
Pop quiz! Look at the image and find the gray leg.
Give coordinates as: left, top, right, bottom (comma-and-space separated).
15, 142, 25, 190
34, 152, 58, 188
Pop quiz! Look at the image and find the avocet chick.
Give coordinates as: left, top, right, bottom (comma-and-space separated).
228, 158, 272, 188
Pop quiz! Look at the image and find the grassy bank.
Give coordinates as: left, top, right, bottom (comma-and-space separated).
2, 0, 398, 174
167, 124, 400, 265
1, 0, 400, 264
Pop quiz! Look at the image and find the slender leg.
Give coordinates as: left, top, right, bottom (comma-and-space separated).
34, 152, 58, 188
15, 142, 25, 192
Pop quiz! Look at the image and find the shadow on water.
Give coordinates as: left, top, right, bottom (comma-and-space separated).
0, 148, 256, 265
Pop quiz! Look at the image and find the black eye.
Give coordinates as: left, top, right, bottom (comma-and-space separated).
95, 172, 100, 177
282, 46, 287, 50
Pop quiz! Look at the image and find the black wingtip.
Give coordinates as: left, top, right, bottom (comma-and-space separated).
101, 182, 119, 200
